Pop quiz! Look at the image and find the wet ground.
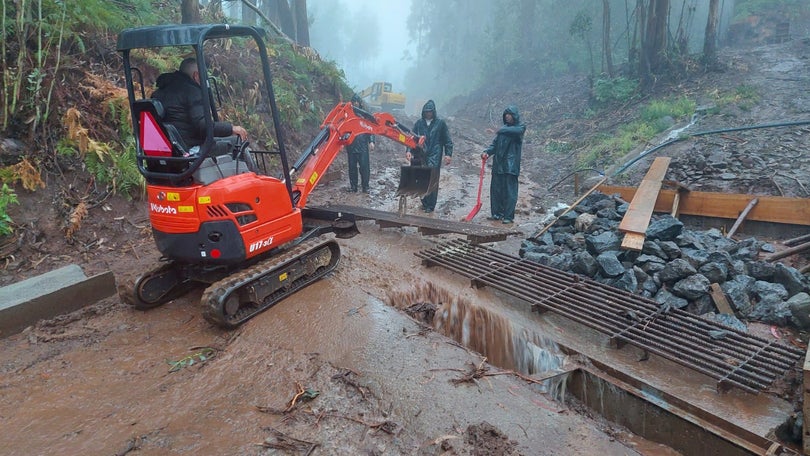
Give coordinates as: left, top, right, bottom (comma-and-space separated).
3, 38, 810, 455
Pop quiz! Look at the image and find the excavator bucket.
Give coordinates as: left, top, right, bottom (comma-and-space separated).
397, 166, 439, 196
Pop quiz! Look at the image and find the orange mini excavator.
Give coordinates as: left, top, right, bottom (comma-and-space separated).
117, 24, 423, 328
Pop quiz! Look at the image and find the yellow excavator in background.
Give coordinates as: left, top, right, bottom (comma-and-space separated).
359, 82, 406, 112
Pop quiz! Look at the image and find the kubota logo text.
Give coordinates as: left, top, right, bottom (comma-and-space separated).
150, 203, 177, 214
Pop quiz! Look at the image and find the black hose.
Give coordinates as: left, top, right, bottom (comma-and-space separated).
611, 119, 810, 177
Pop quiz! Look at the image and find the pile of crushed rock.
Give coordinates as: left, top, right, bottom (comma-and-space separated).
520, 192, 810, 332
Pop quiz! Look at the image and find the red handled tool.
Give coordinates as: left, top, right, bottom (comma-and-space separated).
464, 156, 486, 221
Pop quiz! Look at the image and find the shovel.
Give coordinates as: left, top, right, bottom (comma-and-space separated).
464, 156, 487, 222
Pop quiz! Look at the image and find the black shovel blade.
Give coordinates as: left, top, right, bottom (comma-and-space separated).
397, 166, 439, 196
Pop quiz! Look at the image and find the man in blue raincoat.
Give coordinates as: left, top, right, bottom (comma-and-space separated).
482, 105, 525, 224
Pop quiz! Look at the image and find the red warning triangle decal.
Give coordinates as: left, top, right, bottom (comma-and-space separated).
140, 112, 172, 157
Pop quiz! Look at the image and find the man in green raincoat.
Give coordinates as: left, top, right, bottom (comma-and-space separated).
482, 105, 525, 224
406, 100, 453, 213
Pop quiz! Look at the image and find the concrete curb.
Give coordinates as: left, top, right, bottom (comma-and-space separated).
0, 264, 116, 337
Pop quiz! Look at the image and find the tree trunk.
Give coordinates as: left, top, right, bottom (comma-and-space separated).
294, 0, 309, 46
181, 0, 201, 24
602, 0, 614, 77
640, 0, 669, 89
703, 0, 720, 65
277, 0, 296, 41
262, 0, 280, 25
242, 0, 257, 25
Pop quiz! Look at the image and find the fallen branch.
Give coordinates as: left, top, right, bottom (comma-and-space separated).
256, 427, 319, 455
331, 369, 368, 400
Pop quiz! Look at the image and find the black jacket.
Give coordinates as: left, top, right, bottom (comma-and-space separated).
411, 100, 453, 168
152, 71, 233, 147
484, 105, 525, 175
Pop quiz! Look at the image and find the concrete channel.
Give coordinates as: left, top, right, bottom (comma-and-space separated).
409, 239, 805, 456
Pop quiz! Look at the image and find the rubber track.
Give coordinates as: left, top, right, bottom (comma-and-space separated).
201, 237, 339, 328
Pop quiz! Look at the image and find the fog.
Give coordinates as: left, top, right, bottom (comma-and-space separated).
308, 0, 414, 104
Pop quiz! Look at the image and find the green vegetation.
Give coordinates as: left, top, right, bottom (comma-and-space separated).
592, 77, 639, 104
710, 84, 761, 112
0, 184, 19, 236
578, 96, 696, 168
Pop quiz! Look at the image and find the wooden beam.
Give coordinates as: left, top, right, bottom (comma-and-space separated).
709, 283, 734, 315
618, 157, 671, 251
764, 240, 810, 262
599, 185, 810, 226
784, 233, 810, 247
726, 198, 759, 238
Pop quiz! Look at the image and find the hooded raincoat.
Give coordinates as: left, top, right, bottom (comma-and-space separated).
411, 100, 453, 211
483, 105, 525, 222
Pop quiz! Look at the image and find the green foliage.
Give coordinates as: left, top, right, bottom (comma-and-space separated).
0, 183, 19, 236
712, 84, 761, 111
167, 347, 217, 373
592, 77, 639, 104
568, 11, 593, 41
546, 139, 574, 156
578, 95, 696, 168
640, 96, 696, 131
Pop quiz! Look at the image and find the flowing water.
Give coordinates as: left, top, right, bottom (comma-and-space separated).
388, 282, 571, 401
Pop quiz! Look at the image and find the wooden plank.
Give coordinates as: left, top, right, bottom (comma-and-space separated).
621, 232, 646, 251
726, 198, 758, 238
764, 240, 810, 262
709, 283, 734, 315
599, 185, 810, 226
618, 157, 671, 236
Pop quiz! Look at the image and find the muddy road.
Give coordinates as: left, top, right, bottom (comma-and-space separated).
2, 38, 810, 455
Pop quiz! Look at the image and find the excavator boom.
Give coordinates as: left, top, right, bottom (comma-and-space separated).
290, 102, 423, 207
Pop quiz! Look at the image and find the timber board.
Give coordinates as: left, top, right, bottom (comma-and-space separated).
315, 204, 522, 244
600, 186, 810, 226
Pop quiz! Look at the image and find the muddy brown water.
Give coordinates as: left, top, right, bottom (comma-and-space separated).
0, 225, 649, 455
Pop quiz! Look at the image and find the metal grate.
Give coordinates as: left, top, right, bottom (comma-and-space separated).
417, 239, 805, 394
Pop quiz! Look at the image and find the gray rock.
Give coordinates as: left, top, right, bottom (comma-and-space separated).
672, 274, 711, 300
722, 275, 755, 315
597, 252, 625, 278
747, 261, 776, 281
688, 294, 714, 315
751, 280, 788, 302
699, 262, 729, 284
572, 251, 598, 277
774, 263, 808, 297
659, 241, 681, 259
702, 312, 748, 332
646, 215, 683, 242
748, 295, 792, 326
788, 292, 810, 330
654, 288, 689, 309
680, 248, 710, 269
676, 231, 707, 250
585, 231, 622, 255
658, 258, 697, 283
641, 240, 666, 259
608, 270, 638, 293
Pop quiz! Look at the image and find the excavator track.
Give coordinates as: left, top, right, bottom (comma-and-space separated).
132, 262, 201, 310
201, 237, 340, 329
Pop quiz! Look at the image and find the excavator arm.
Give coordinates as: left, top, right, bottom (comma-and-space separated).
290, 102, 424, 208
